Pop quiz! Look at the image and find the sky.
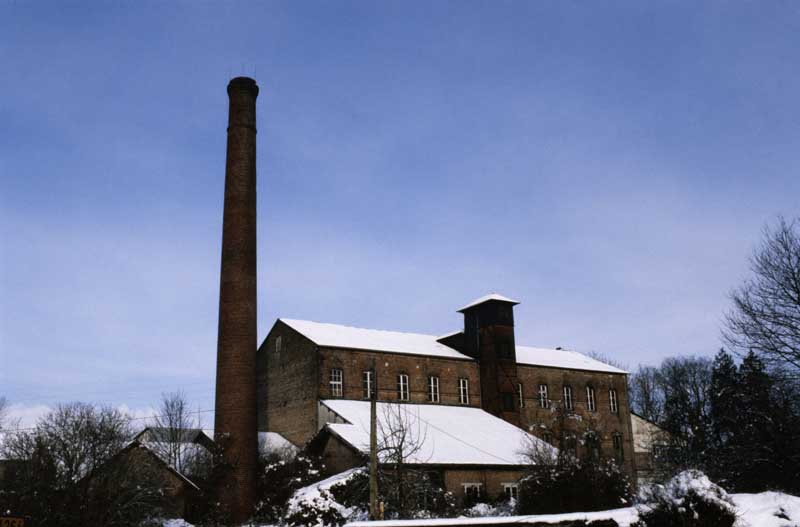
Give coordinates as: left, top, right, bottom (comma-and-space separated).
2, 2, 799, 426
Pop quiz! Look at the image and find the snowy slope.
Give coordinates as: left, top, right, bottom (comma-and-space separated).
321, 399, 553, 466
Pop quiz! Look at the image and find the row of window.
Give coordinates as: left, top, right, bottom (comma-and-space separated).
535, 384, 619, 414
539, 430, 625, 461
330, 369, 620, 414
330, 369, 472, 405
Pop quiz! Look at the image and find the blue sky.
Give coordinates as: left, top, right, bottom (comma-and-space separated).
2, 2, 799, 423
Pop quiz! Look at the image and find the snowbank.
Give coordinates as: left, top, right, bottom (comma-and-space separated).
731, 491, 800, 527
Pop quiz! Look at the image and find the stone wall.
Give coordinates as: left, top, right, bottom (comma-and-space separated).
257, 321, 319, 446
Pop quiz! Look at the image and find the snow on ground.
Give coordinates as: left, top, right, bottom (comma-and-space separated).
345, 507, 638, 527
732, 491, 800, 527
344, 491, 800, 527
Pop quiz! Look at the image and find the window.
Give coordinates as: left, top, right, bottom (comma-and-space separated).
458, 378, 470, 405
542, 431, 553, 444
565, 432, 578, 456
502, 483, 519, 501
462, 483, 483, 503
518, 383, 525, 408
275, 336, 282, 353
586, 386, 596, 412
609, 388, 619, 414
428, 375, 440, 403
330, 368, 343, 397
612, 433, 624, 462
538, 384, 549, 408
563, 385, 573, 411
586, 432, 600, 461
502, 392, 514, 411
397, 373, 409, 401
362, 370, 374, 399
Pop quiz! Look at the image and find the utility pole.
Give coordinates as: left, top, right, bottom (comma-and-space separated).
369, 358, 380, 520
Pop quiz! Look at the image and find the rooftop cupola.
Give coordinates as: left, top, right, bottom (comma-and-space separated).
459, 293, 521, 424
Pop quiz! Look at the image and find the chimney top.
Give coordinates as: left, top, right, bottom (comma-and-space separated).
457, 293, 519, 313
227, 76, 259, 97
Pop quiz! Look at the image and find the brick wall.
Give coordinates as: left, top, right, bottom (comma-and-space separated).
257, 321, 319, 446
516, 365, 636, 479
318, 348, 481, 407
443, 467, 525, 503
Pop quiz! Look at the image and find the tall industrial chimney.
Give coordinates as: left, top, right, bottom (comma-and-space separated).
214, 76, 259, 523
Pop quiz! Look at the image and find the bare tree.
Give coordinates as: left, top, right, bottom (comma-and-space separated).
0, 396, 8, 430
376, 403, 437, 517
629, 365, 666, 424
1, 402, 164, 526
724, 216, 800, 377
150, 390, 205, 475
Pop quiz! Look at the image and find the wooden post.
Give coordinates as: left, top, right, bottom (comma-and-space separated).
369, 358, 380, 520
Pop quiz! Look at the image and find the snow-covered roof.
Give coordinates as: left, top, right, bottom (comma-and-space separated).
320, 399, 553, 466
280, 319, 474, 360
457, 293, 519, 312
259, 431, 299, 456
280, 318, 626, 374
516, 346, 627, 374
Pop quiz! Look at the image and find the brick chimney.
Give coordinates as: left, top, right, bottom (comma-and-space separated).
214, 76, 259, 523
459, 294, 521, 425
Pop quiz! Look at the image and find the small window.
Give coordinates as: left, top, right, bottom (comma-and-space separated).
586, 432, 601, 461
275, 336, 282, 353
397, 373, 409, 401
458, 378, 470, 405
463, 483, 483, 503
609, 388, 619, 414
330, 368, 343, 397
428, 375, 440, 403
565, 432, 578, 456
538, 384, 549, 408
502, 392, 514, 411
362, 370, 374, 399
586, 386, 596, 412
613, 432, 624, 462
502, 483, 519, 501
518, 383, 524, 408
542, 431, 553, 444
563, 385, 573, 411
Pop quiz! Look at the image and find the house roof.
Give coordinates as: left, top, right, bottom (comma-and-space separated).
279, 318, 626, 373
134, 427, 212, 444
280, 318, 473, 360
516, 346, 626, 374
457, 293, 520, 312
319, 399, 554, 466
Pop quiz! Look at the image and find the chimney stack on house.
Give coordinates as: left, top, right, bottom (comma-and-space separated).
214, 76, 259, 523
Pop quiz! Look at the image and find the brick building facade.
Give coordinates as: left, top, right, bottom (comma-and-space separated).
256, 294, 636, 500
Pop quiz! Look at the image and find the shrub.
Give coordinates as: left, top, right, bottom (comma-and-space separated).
251, 451, 325, 523
518, 456, 632, 515
633, 470, 736, 527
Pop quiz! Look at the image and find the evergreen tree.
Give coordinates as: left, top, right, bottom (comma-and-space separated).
708, 349, 739, 485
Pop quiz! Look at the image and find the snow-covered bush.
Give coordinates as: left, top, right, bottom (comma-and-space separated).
463, 498, 517, 517
252, 451, 325, 523
285, 468, 367, 527
633, 470, 736, 527
518, 455, 632, 515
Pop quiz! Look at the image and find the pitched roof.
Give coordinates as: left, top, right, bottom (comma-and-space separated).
280, 319, 473, 360
279, 319, 626, 373
457, 293, 520, 312
320, 399, 554, 466
516, 346, 626, 374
